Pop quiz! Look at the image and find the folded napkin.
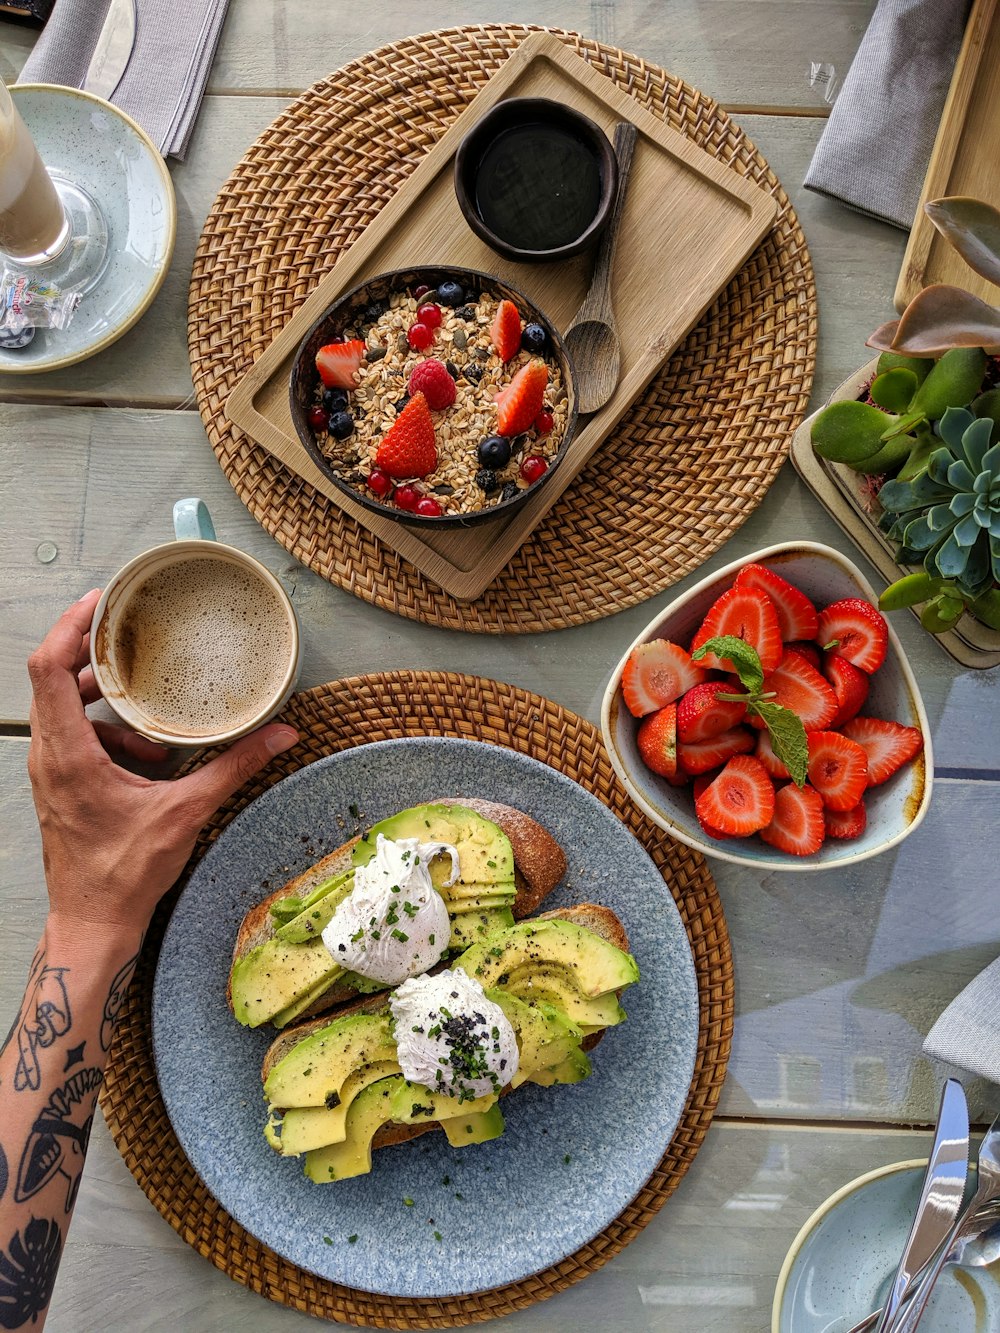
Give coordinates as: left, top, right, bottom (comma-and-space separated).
18, 0, 230, 159
924, 955, 1000, 1086
804, 0, 972, 229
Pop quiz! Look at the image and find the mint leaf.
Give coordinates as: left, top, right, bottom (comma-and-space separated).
691, 636, 764, 693
753, 701, 808, 787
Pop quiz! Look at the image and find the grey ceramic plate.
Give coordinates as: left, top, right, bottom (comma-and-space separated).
152, 738, 699, 1298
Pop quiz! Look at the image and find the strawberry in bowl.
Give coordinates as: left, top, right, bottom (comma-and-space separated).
601, 542, 932, 871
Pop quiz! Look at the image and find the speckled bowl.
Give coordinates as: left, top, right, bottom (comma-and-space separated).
772, 1159, 999, 1332
600, 541, 933, 871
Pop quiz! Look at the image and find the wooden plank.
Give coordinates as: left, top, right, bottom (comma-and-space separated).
226, 31, 778, 601
1, 3, 878, 111
896, 0, 1000, 309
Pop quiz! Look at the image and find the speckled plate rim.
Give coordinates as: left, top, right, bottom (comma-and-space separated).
3, 84, 176, 375
771, 1158, 925, 1332
151, 736, 701, 1299
599, 540, 934, 872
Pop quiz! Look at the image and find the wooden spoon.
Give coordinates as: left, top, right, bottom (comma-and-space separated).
563, 120, 639, 415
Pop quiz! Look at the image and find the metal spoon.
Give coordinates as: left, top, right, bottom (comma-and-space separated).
563, 119, 638, 415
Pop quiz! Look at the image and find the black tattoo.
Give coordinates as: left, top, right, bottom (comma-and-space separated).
101, 950, 140, 1052
15, 1069, 103, 1213
62, 1045, 85, 1073
0, 1145, 6, 1204
6, 956, 71, 1094
0, 1218, 61, 1328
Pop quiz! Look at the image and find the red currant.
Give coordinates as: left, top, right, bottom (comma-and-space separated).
308, 405, 329, 431
520, 455, 548, 484
394, 483, 422, 511
534, 409, 554, 434
416, 302, 442, 329
413, 284, 431, 299
367, 467, 392, 498
407, 322, 433, 351
414, 496, 443, 517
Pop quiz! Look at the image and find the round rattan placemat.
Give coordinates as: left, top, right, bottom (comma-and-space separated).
101, 672, 732, 1327
189, 24, 816, 635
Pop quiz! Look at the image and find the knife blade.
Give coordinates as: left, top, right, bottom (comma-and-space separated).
874, 1078, 970, 1331
82, 0, 137, 102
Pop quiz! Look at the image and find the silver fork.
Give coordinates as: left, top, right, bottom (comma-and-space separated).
849, 1112, 1000, 1333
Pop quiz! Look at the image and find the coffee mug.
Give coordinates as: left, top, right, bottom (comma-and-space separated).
89, 499, 300, 747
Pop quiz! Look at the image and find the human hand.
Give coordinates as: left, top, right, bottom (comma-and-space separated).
27, 588, 299, 932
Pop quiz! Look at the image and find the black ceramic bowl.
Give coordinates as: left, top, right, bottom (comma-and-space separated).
454, 97, 618, 263
288, 266, 578, 529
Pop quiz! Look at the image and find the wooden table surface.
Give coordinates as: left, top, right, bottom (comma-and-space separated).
2, 4, 999, 1330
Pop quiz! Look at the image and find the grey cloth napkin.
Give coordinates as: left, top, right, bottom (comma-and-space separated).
924, 956, 1000, 1086
18, 0, 230, 160
804, 0, 972, 230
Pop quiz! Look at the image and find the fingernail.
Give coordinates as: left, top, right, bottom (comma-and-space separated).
77, 587, 103, 603
266, 727, 298, 755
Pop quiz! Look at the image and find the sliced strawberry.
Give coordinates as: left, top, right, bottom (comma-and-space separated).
374, 392, 437, 479
676, 681, 747, 743
637, 705, 678, 780
315, 339, 366, 389
816, 599, 888, 674
690, 585, 782, 673
755, 728, 790, 780
823, 654, 870, 727
806, 730, 870, 811
496, 360, 548, 436
678, 726, 755, 776
840, 716, 924, 786
750, 649, 838, 731
760, 783, 825, 856
787, 640, 821, 672
490, 299, 522, 362
621, 640, 707, 718
691, 774, 730, 839
825, 800, 867, 840
695, 755, 775, 836
735, 564, 819, 641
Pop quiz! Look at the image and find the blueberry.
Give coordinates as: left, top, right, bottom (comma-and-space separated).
499, 481, 520, 503
475, 468, 500, 494
323, 388, 349, 412
477, 435, 511, 470
520, 322, 549, 355
328, 411, 355, 440
436, 281, 465, 307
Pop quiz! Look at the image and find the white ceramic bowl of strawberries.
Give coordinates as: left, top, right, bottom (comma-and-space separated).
600, 542, 933, 870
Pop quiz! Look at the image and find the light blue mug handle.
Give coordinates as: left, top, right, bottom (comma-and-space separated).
173, 497, 217, 542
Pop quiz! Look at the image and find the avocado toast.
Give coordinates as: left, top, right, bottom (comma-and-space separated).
228, 799, 567, 1029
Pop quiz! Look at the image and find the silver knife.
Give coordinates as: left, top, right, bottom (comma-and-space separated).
82, 0, 137, 102
874, 1078, 970, 1331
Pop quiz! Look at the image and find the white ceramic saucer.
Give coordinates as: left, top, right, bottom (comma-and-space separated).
1, 85, 175, 374
772, 1159, 1000, 1333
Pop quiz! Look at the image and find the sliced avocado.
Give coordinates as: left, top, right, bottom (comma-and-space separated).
263, 1012, 395, 1108
270, 969, 349, 1030
353, 803, 515, 895
440, 1102, 505, 1148
387, 1079, 498, 1124
268, 867, 354, 928
274, 871, 356, 943
447, 890, 518, 914
231, 937, 341, 1029
277, 1059, 402, 1153
502, 969, 626, 1030
449, 908, 515, 951
458, 919, 639, 996
489, 991, 585, 1079
303, 1076, 404, 1182
523, 1046, 592, 1087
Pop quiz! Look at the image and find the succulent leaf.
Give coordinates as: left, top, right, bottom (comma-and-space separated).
810, 399, 895, 463
870, 368, 918, 413
924, 197, 1000, 288
879, 571, 941, 609
990, 513, 1000, 539
928, 449, 956, 486
882, 285, 1000, 357
991, 533, 1000, 583
936, 530, 972, 577
973, 388, 1000, 444
947, 457, 977, 490
981, 441, 1000, 475
938, 406, 976, 450
877, 351, 934, 384
960, 413, 993, 470
910, 348, 987, 419
951, 492, 976, 516
867, 318, 902, 353
955, 513, 982, 545
971, 587, 1000, 629
904, 514, 942, 550
927, 502, 956, 532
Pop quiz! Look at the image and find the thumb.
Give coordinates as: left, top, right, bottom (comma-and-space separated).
172, 724, 298, 828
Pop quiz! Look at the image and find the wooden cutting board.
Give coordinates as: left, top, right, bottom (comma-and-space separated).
226, 31, 777, 600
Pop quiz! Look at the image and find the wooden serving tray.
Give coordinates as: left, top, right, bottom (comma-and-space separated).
226, 31, 777, 601
896, 0, 1000, 310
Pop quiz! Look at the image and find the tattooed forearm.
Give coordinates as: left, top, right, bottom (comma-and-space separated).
100, 948, 140, 1053
0, 1218, 61, 1330
8, 959, 71, 1096
14, 1069, 103, 1214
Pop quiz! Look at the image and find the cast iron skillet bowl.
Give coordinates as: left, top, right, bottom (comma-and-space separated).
288, 266, 579, 529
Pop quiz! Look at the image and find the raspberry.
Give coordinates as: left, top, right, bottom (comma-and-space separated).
408, 358, 457, 410
407, 322, 433, 351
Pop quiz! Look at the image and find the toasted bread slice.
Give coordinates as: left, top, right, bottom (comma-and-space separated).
261, 902, 630, 1165
229, 799, 567, 1021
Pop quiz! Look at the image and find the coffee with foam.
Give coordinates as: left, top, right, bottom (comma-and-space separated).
110, 556, 294, 738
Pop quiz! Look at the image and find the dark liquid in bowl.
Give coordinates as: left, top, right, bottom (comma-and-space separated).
473, 123, 602, 251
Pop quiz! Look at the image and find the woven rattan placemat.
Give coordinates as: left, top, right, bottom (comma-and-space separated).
101, 673, 733, 1327
189, 25, 816, 634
